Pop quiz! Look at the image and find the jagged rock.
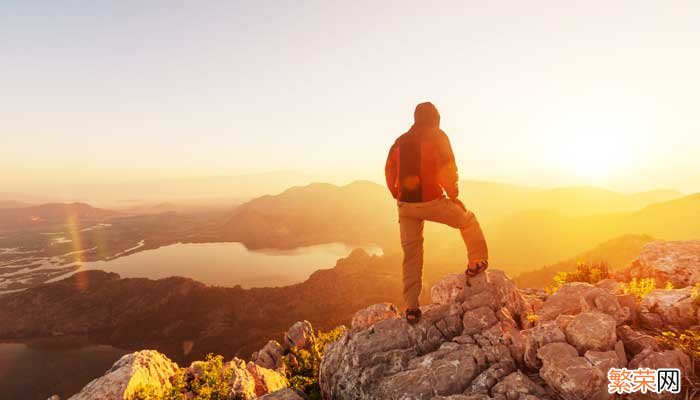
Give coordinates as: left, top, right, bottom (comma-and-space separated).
468, 360, 515, 394
628, 348, 691, 375
615, 294, 637, 324
538, 283, 596, 321
320, 270, 553, 400
68, 350, 178, 400
595, 279, 624, 295
639, 287, 697, 329
284, 320, 315, 350
252, 340, 285, 371
564, 312, 617, 354
522, 322, 566, 370
554, 315, 575, 332
625, 240, 700, 287
463, 306, 498, 335
351, 302, 399, 331
246, 362, 289, 397
538, 282, 627, 325
537, 342, 610, 400
491, 371, 549, 399
584, 350, 625, 374
628, 348, 692, 400
432, 273, 467, 304
258, 388, 305, 399
579, 287, 628, 324
616, 325, 661, 355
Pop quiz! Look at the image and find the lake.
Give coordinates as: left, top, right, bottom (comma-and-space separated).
0, 339, 129, 400
70, 241, 383, 288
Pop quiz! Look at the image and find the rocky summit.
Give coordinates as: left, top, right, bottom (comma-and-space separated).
319, 265, 693, 400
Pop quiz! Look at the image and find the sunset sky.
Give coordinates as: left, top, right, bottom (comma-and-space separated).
3, 1, 700, 196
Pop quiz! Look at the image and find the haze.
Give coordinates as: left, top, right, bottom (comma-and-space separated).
3, 1, 700, 201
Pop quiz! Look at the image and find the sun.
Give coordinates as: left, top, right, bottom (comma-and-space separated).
544, 112, 638, 181
558, 134, 626, 179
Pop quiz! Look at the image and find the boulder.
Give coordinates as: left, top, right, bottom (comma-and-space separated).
616, 325, 661, 356
628, 348, 691, 376
595, 279, 624, 295
564, 312, 617, 354
538, 283, 597, 321
351, 302, 399, 331
626, 240, 700, 287
462, 306, 498, 335
284, 320, 315, 350
432, 273, 467, 304
537, 342, 611, 400
584, 350, 625, 374
458, 271, 529, 332
252, 340, 285, 371
491, 371, 549, 399
246, 362, 289, 397
68, 350, 178, 400
522, 322, 566, 370
579, 287, 628, 324
639, 287, 697, 329
628, 349, 692, 400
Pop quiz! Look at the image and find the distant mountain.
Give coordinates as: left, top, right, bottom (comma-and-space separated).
439, 181, 681, 222
488, 193, 700, 272
0, 202, 118, 231
221, 181, 397, 249
514, 234, 657, 288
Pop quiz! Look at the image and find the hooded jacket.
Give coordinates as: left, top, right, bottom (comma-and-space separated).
385, 102, 459, 202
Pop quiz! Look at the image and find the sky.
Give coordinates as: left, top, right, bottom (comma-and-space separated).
2, 1, 700, 197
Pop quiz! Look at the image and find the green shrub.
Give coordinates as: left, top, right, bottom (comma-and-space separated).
284, 326, 345, 400
623, 278, 656, 301
546, 261, 611, 293
134, 327, 346, 400
162, 354, 237, 400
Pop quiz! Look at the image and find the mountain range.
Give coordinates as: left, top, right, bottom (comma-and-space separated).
221, 180, 696, 275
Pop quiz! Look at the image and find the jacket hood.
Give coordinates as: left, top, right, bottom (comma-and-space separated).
413, 102, 440, 129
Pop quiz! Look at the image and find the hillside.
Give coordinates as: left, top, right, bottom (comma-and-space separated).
489, 193, 700, 272
514, 234, 657, 288
0, 249, 404, 365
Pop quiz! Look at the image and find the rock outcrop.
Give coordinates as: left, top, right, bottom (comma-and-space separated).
320, 271, 549, 400
320, 267, 693, 400
68, 350, 179, 400
624, 240, 700, 287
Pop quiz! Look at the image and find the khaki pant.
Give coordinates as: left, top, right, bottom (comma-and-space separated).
398, 196, 488, 308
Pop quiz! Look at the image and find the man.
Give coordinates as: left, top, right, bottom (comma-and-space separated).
385, 102, 489, 323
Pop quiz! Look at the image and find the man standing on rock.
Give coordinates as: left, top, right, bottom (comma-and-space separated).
385, 102, 489, 323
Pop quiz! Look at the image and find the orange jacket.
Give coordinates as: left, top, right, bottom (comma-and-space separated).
385, 102, 459, 202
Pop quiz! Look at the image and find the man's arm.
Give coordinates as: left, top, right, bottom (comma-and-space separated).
435, 130, 459, 199
384, 144, 399, 199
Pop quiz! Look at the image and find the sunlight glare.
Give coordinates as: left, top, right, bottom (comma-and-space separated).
544, 111, 640, 181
